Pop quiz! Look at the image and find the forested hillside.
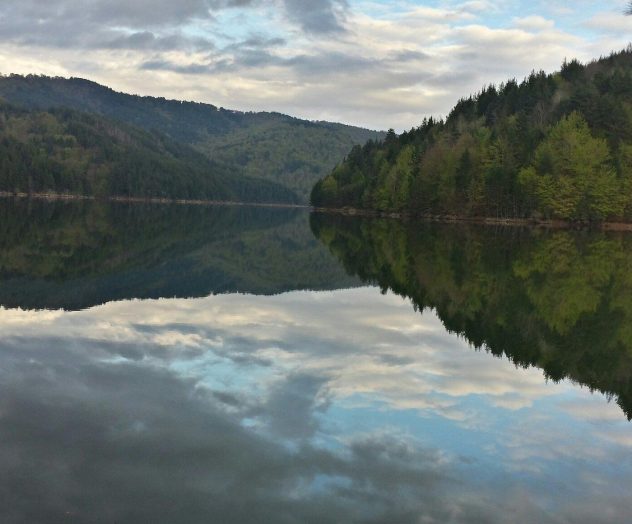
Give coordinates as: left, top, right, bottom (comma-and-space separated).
0, 75, 383, 201
312, 48, 632, 222
0, 103, 297, 203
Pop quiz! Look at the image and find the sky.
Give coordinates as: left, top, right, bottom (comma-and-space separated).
0, 1, 631, 130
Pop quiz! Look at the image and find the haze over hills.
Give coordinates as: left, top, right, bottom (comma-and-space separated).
312, 48, 632, 223
0, 75, 384, 202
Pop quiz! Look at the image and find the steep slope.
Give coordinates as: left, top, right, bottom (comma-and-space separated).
0, 103, 297, 203
200, 119, 384, 201
312, 48, 632, 222
0, 75, 384, 202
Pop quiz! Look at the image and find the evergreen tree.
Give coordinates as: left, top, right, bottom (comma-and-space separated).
311, 48, 632, 223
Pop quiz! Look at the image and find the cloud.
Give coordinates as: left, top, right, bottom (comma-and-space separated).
584, 11, 632, 35
0, 1, 631, 139
0, 0, 264, 53
103, 32, 216, 52
513, 15, 557, 31
0, 0, 215, 51
282, 0, 348, 34
263, 373, 329, 439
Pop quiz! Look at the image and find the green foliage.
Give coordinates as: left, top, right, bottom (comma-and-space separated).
0, 103, 298, 203
312, 213, 632, 418
312, 48, 632, 222
200, 119, 383, 202
521, 112, 623, 220
0, 75, 384, 202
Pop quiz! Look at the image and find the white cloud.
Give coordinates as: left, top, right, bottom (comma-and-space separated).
513, 15, 556, 31
0, 2, 630, 130
584, 11, 632, 35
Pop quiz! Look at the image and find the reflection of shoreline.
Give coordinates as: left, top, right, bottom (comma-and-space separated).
312, 214, 632, 419
0, 200, 358, 310
0, 191, 309, 209
311, 207, 632, 231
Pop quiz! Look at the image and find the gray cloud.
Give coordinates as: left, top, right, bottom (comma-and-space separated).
140, 48, 425, 86
103, 32, 216, 52
0, 1, 218, 51
87, 0, 226, 27
0, 0, 254, 55
282, 0, 348, 34
141, 59, 218, 75
264, 373, 329, 439
0, 0, 252, 30
389, 49, 431, 62
0, 0, 340, 54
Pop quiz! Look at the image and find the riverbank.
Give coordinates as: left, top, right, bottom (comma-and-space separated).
311, 206, 632, 231
5, 193, 632, 230
0, 191, 309, 209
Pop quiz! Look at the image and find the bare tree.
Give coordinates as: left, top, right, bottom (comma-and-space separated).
627, 2, 632, 15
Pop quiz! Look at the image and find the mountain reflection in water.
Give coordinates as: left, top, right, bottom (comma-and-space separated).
0, 200, 631, 523
0, 199, 358, 309
312, 213, 632, 420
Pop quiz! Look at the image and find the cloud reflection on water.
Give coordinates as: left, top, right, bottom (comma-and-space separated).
0, 287, 631, 523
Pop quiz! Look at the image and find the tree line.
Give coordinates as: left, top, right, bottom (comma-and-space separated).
311, 48, 632, 223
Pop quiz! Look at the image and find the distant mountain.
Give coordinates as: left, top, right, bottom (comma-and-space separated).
311, 48, 632, 223
0, 103, 296, 203
0, 75, 385, 202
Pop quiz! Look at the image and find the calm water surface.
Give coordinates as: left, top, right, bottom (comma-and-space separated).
1, 200, 631, 523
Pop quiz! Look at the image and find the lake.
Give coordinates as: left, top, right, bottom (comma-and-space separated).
1, 199, 631, 523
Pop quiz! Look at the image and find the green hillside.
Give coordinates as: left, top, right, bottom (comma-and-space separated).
0, 103, 296, 202
312, 48, 632, 223
0, 75, 384, 202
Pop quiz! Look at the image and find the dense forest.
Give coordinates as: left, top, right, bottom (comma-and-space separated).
0, 75, 383, 202
0, 103, 296, 202
312, 48, 632, 222
0, 199, 357, 310
312, 213, 632, 420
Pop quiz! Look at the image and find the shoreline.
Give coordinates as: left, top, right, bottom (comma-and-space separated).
4, 192, 632, 231
0, 191, 309, 210
311, 206, 632, 232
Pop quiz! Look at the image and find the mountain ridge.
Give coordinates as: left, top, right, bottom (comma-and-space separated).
0, 74, 385, 201
0, 101, 298, 203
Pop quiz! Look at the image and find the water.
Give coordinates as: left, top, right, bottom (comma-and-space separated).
1, 200, 631, 523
